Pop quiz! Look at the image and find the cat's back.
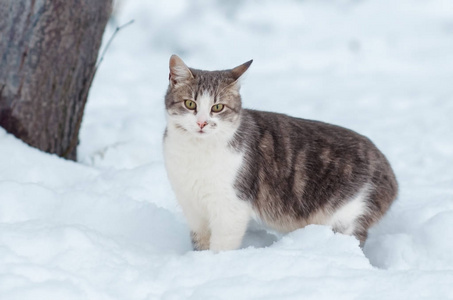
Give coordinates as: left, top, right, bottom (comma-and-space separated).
236, 108, 389, 165
241, 109, 372, 147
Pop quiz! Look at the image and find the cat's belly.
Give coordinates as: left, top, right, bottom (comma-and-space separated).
253, 183, 371, 235
163, 133, 245, 214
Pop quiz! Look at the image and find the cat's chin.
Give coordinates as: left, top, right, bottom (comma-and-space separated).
192, 130, 212, 138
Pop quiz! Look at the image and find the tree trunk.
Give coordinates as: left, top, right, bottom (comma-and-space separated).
0, 0, 112, 160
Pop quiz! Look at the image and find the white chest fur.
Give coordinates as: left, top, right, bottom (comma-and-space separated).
163, 126, 247, 218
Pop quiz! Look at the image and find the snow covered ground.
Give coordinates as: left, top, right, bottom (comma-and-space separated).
1, 0, 453, 299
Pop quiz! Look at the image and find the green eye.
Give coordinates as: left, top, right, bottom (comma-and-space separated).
211, 104, 224, 113
184, 100, 196, 110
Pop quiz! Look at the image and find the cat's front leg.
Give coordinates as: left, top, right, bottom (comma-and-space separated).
179, 200, 211, 251
208, 198, 251, 252
191, 229, 210, 251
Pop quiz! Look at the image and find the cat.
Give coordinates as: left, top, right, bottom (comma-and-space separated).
163, 55, 398, 252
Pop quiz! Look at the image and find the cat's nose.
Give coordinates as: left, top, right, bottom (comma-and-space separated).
197, 121, 208, 129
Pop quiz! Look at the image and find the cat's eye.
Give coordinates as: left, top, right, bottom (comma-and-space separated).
211, 104, 224, 113
184, 100, 197, 110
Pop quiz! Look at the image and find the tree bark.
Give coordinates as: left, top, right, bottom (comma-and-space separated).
0, 0, 112, 160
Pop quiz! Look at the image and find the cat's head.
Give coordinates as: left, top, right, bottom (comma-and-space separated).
165, 55, 252, 139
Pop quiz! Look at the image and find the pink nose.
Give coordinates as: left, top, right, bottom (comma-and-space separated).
197, 121, 208, 129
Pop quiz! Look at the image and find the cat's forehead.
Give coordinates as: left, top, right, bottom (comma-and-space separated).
189, 69, 236, 93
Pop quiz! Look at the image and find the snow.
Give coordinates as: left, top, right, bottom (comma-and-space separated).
1, 0, 453, 299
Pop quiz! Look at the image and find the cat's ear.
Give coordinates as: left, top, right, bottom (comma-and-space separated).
231, 59, 253, 81
169, 55, 193, 86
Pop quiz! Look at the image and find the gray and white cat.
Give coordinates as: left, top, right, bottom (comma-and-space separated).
163, 55, 398, 251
